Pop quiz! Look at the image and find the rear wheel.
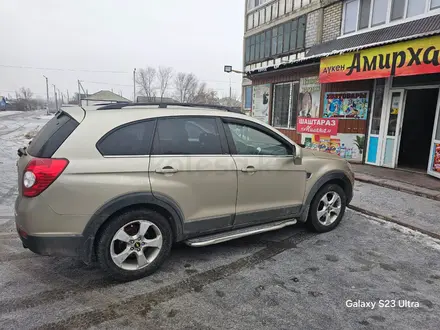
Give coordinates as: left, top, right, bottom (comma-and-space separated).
96, 209, 173, 281
307, 184, 346, 233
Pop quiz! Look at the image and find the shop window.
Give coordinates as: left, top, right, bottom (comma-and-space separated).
435, 113, 440, 141
272, 82, 299, 129
370, 79, 385, 135
390, 0, 405, 21
244, 86, 253, 109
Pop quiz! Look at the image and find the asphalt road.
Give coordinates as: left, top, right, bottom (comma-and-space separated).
1, 209, 439, 330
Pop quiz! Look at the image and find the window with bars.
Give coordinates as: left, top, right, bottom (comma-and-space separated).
272, 82, 300, 129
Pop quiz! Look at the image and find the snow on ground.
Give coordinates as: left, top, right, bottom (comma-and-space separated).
0, 110, 52, 216
0, 111, 21, 118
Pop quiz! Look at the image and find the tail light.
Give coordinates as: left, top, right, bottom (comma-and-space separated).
23, 158, 69, 197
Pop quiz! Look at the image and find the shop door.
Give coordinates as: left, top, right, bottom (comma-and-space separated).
380, 90, 406, 168
428, 93, 440, 179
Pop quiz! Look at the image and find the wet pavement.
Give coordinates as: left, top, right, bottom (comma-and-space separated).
1, 210, 439, 329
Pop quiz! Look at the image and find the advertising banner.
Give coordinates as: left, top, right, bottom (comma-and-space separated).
323, 91, 369, 119
301, 133, 366, 162
320, 35, 440, 83
297, 117, 339, 135
252, 84, 270, 124
298, 76, 321, 118
433, 143, 440, 173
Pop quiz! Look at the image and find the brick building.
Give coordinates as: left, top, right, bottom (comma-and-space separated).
242, 0, 440, 179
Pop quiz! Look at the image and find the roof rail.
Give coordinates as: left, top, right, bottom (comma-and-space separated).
96, 102, 243, 113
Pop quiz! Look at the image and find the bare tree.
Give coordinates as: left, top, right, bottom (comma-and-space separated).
192, 82, 219, 105
158, 67, 173, 101
15, 87, 34, 111
19, 87, 33, 100
136, 67, 157, 101
174, 72, 198, 102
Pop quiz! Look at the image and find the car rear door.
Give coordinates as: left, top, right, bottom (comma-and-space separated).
148, 116, 237, 235
222, 118, 307, 227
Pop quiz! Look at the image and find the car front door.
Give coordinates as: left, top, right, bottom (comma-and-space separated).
222, 118, 307, 227
149, 116, 238, 235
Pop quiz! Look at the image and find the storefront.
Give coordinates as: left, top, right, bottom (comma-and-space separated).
319, 35, 440, 179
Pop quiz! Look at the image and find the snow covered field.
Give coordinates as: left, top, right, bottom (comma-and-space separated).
0, 111, 52, 218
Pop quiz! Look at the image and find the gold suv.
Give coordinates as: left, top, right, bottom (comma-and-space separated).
15, 103, 354, 281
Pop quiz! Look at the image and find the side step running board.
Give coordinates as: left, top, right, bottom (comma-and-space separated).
184, 219, 297, 247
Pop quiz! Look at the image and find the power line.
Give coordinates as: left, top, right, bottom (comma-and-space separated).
0, 64, 128, 74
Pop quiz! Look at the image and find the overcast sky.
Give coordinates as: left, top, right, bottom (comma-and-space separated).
0, 0, 244, 101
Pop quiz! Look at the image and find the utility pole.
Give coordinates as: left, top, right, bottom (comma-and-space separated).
78, 80, 81, 106
133, 68, 136, 103
67, 90, 69, 104
52, 84, 58, 112
58, 89, 63, 105
43, 75, 49, 115
229, 76, 232, 103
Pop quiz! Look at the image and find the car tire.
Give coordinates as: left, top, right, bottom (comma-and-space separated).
96, 209, 173, 282
307, 184, 347, 233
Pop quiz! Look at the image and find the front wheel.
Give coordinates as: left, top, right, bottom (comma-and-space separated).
96, 209, 173, 281
307, 184, 346, 233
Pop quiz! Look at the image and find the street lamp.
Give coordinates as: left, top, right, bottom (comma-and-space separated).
224, 65, 245, 75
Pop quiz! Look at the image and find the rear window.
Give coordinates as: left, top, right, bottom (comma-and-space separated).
27, 111, 79, 158
97, 120, 156, 156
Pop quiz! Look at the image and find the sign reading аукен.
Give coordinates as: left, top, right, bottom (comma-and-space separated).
297, 118, 339, 136
320, 35, 440, 83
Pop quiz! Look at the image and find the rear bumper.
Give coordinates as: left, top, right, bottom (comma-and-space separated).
18, 228, 82, 257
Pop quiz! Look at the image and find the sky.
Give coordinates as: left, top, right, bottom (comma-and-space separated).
0, 0, 245, 101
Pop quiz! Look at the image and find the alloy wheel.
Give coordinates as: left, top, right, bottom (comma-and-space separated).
110, 220, 163, 271
317, 191, 342, 226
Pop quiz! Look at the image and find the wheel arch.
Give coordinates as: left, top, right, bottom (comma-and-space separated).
80, 192, 185, 264
299, 170, 353, 223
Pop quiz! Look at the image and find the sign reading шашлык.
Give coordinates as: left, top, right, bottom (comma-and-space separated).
319, 35, 440, 83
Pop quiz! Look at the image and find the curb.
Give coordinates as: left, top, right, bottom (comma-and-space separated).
355, 176, 440, 202
348, 205, 440, 241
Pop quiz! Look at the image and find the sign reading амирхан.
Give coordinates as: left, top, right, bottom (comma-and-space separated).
319, 35, 440, 83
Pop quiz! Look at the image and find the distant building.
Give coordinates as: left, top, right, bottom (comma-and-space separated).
136, 96, 178, 103
81, 90, 131, 107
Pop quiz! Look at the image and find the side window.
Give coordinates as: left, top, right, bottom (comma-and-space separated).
226, 122, 291, 156
153, 117, 223, 155
97, 120, 155, 156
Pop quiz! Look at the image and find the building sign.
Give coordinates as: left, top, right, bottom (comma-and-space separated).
320, 35, 440, 83
298, 76, 321, 118
323, 91, 369, 119
252, 84, 270, 123
297, 117, 339, 135
302, 133, 365, 162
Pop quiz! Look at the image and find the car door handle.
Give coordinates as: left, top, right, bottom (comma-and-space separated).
156, 166, 178, 174
241, 166, 256, 173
